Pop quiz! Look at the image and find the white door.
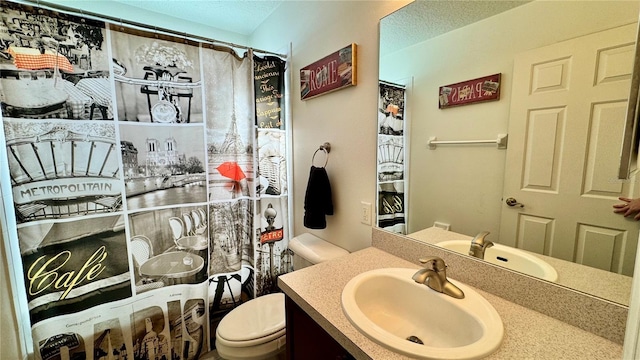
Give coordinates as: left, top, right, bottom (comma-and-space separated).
499, 23, 639, 276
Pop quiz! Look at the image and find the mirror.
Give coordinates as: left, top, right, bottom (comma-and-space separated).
378, 0, 640, 306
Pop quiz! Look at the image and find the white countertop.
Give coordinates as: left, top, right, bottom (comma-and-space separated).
278, 247, 622, 360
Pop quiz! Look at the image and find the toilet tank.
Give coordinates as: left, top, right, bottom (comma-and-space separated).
288, 233, 349, 270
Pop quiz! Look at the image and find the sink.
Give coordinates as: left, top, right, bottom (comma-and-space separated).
341, 268, 503, 359
437, 240, 558, 282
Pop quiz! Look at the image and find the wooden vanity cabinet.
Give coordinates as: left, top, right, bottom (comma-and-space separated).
285, 296, 355, 360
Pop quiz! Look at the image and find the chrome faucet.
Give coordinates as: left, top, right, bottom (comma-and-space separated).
469, 231, 493, 259
412, 256, 464, 299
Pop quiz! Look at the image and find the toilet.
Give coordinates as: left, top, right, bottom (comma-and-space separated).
215, 233, 349, 360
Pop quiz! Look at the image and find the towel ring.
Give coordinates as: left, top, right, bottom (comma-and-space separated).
312, 142, 331, 167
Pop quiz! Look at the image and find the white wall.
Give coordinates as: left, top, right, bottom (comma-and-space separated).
380, 1, 640, 238
250, 1, 409, 253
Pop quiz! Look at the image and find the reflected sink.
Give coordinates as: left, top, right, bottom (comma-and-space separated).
341, 268, 503, 359
437, 240, 558, 282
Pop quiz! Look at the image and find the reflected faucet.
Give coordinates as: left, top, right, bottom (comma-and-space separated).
412, 256, 464, 299
469, 231, 494, 259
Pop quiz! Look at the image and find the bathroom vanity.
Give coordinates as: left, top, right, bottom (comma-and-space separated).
285, 296, 354, 359
279, 245, 623, 359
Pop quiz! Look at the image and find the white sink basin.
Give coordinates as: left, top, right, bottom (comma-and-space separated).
437, 240, 558, 282
341, 268, 503, 359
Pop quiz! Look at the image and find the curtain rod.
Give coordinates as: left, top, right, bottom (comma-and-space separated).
14, 0, 287, 58
379, 80, 406, 88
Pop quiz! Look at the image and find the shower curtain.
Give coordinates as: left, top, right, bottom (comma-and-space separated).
377, 81, 407, 234
0, 2, 289, 359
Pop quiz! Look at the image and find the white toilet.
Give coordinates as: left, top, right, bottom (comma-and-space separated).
215, 233, 349, 360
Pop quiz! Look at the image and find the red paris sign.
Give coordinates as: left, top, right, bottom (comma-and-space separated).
300, 43, 357, 100
260, 228, 284, 244
439, 73, 501, 109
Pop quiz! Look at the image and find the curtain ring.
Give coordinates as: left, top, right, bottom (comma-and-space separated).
312, 142, 331, 168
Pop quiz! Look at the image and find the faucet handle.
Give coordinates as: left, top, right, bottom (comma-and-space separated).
418, 256, 447, 271
472, 231, 490, 242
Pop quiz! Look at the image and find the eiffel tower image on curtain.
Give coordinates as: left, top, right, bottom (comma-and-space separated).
220, 116, 245, 154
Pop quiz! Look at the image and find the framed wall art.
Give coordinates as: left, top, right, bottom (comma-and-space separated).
300, 43, 357, 100
439, 73, 501, 109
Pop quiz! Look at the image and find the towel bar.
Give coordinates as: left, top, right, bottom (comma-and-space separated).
428, 134, 508, 150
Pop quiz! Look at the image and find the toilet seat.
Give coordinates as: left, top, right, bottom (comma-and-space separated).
215, 293, 286, 359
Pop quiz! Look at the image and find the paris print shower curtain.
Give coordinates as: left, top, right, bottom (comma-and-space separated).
0, 1, 290, 359
377, 81, 406, 234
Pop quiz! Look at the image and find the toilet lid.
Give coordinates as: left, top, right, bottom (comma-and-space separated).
217, 293, 285, 342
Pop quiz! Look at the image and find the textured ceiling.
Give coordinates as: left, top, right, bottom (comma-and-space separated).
381, 1, 531, 55
112, 0, 284, 36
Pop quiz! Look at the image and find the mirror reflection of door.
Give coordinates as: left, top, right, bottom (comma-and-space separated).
500, 24, 639, 276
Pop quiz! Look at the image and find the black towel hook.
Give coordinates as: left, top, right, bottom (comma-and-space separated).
312, 142, 331, 167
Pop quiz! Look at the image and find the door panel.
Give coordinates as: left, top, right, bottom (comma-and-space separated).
584, 101, 628, 196
522, 107, 564, 191
516, 214, 554, 254
576, 224, 630, 274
